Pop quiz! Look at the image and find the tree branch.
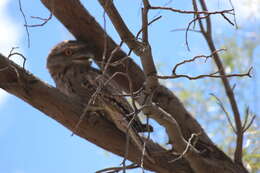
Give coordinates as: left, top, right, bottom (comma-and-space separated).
196, 0, 244, 165
0, 53, 193, 173
98, 0, 159, 90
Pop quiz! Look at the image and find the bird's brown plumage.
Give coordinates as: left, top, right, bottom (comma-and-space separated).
47, 40, 155, 163
47, 40, 153, 133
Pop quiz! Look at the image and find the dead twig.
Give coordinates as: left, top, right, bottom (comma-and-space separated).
25, 13, 53, 27
169, 133, 199, 163
158, 67, 252, 80
18, 0, 30, 48
149, 6, 234, 15
186, 14, 209, 51
0, 49, 29, 95
102, 41, 124, 74
111, 86, 144, 98
242, 107, 256, 133
8, 52, 27, 69
101, 2, 108, 71
228, 0, 238, 29
211, 93, 236, 132
136, 16, 162, 39
172, 49, 226, 74
96, 163, 138, 173
242, 115, 256, 133
171, 28, 201, 33
128, 15, 162, 56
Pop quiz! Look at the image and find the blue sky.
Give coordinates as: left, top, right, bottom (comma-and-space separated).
0, 0, 259, 173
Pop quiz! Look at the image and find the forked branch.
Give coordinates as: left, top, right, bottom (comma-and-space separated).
194, 0, 244, 165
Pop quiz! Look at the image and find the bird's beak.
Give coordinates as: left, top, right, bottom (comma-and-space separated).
71, 53, 94, 64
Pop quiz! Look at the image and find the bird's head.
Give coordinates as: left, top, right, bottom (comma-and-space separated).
47, 40, 94, 71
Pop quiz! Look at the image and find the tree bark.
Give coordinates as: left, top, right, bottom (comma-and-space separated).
0, 54, 193, 172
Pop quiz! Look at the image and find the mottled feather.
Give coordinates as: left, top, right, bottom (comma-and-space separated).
46, 41, 154, 163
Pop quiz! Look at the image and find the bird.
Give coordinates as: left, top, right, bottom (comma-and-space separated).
46, 40, 153, 133
46, 40, 154, 163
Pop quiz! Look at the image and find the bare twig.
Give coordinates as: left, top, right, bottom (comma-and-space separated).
101, 3, 108, 71
18, 0, 30, 48
111, 86, 144, 97
94, 55, 129, 69
8, 48, 27, 69
158, 67, 252, 80
172, 49, 226, 74
136, 16, 162, 39
9, 47, 19, 55
211, 93, 236, 132
25, 13, 53, 27
0, 50, 29, 95
242, 115, 256, 133
186, 14, 209, 51
128, 15, 162, 56
73, 73, 129, 136
228, 0, 238, 29
153, 0, 235, 51
171, 28, 201, 33
149, 0, 173, 18
220, 13, 234, 26
102, 41, 124, 74
72, 83, 101, 135
96, 163, 138, 173
149, 6, 233, 15
169, 133, 199, 163
242, 107, 250, 131
242, 107, 256, 133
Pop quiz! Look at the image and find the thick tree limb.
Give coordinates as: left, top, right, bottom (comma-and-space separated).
0, 54, 194, 173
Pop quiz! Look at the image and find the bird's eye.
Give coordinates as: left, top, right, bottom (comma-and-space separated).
64, 48, 73, 56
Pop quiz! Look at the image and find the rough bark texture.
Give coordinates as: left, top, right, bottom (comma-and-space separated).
0, 0, 249, 172
0, 54, 193, 173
